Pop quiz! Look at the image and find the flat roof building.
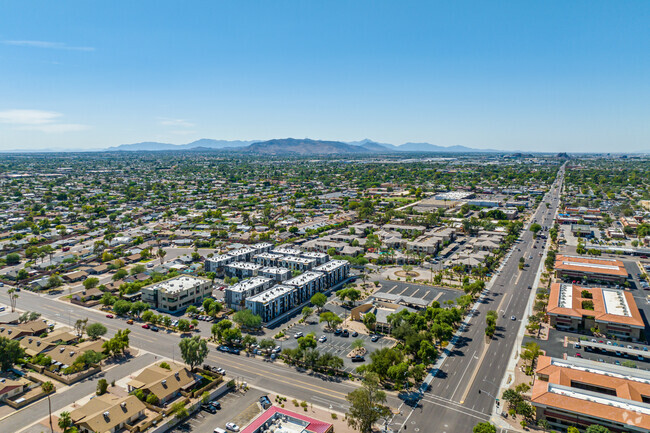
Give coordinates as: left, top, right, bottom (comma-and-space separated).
141, 275, 211, 313
285, 271, 326, 304
245, 285, 297, 323
225, 276, 274, 310
298, 251, 329, 266
241, 406, 333, 433
313, 260, 350, 288
278, 256, 317, 272
259, 266, 292, 282
253, 252, 285, 267
547, 283, 644, 340
225, 261, 262, 279
531, 355, 650, 433
204, 254, 234, 275
554, 254, 628, 283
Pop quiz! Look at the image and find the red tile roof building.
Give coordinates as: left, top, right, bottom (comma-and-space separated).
547, 283, 644, 340
532, 356, 650, 433
554, 255, 628, 283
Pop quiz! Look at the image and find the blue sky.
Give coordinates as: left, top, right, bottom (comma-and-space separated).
0, 1, 648, 152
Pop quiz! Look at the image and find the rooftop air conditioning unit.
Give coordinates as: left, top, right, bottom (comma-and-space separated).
70, 351, 75, 356
60, 347, 65, 353
103, 411, 110, 418
121, 402, 127, 408
162, 379, 167, 385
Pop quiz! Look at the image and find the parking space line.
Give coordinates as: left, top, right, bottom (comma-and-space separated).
433, 292, 443, 302
398, 286, 409, 295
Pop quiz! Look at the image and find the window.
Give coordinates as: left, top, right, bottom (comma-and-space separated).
570, 380, 616, 396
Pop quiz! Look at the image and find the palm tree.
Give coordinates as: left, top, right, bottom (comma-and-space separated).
8, 288, 18, 312
58, 411, 72, 433
42, 381, 55, 433
157, 248, 166, 264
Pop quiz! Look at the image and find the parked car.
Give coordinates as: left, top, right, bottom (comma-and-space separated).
334, 329, 342, 336
259, 395, 272, 409
106, 314, 114, 319
294, 332, 303, 339
341, 329, 349, 337
371, 335, 381, 342
318, 335, 327, 343
226, 423, 240, 432
210, 401, 222, 410
142, 324, 150, 329
202, 403, 217, 414
215, 367, 226, 375
218, 345, 230, 353
351, 331, 359, 337
351, 355, 365, 362
150, 326, 159, 332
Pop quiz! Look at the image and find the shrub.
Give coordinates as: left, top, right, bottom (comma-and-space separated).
159, 362, 171, 370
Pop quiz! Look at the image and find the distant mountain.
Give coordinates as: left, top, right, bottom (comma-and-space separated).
346, 139, 398, 152
244, 138, 371, 155
396, 142, 497, 153
105, 137, 499, 154
108, 139, 256, 152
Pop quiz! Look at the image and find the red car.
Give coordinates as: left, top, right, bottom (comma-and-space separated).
575, 353, 582, 358
142, 324, 150, 329
106, 314, 114, 319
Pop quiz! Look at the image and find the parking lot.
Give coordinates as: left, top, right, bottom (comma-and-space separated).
376, 280, 461, 305
525, 329, 650, 372
169, 388, 268, 433
281, 321, 393, 372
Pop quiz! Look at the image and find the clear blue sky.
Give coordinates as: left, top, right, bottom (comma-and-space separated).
0, 1, 648, 152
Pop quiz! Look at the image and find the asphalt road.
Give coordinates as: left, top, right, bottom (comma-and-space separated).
401, 167, 565, 433
0, 287, 409, 432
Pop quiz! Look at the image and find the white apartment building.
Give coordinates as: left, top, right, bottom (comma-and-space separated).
253, 252, 285, 267
278, 256, 316, 272
225, 261, 262, 279
204, 254, 234, 275
313, 260, 350, 288
285, 271, 326, 304
245, 285, 296, 323
225, 276, 274, 310
299, 251, 329, 266
259, 267, 292, 282
141, 275, 211, 313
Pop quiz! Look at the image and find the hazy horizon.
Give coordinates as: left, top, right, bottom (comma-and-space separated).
1, 1, 649, 152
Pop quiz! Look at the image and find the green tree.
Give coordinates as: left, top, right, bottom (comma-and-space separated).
473, 422, 496, 433
178, 335, 208, 372
232, 309, 262, 329
0, 337, 25, 371
177, 319, 191, 332
86, 323, 107, 340
585, 425, 611, 433
319, 311, 342, 330
345, 373, 387, 433
302, 306, 313, 320
362, 312, 376, 331
172, 401, 188, 420
58, 410, 75, 433
42, 381, 55, 433
112, 300, 132, 316
96, 378, 108, 395
5, 253, 20, 265
529, 223, 542, 234
130, 300, 149, 318
83, 277, 100, 290
310, 292, 327, 312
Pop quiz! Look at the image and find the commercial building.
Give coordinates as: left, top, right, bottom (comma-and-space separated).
127, 362, 197, 404
70, 394, 146, 433
554, 255, 628, 284
141, 275, 211, 313
225, 261, 262, 279
433, 191, 474, 201
313, 260, 350, 288
245, 285, 297, 323
225, 276, 274, 310
531, 355, 650, 433
570, 224, 594, 238
241, 406, 333, 433
259, 267, 291, 282
204, 254, 234, 275
285, 271, 326, 304
547, 283, 644, 340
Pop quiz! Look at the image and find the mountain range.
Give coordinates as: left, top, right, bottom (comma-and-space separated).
108, 138, 499, 154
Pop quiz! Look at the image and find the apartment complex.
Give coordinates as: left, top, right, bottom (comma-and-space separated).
259, 266, 291, 282
547, 283, 644, 340
531, 355, 650, 433
225, 262, 262, 279
554, 254, 628, 284
313, 260, 349, 287
204, 254, 234, 275
141, 275, 211, 313
225, 277, 274, 310
245, 285, 296, 323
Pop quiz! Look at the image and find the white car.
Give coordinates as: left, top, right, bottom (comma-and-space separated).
226, 423, 240, 432
511, 316, 516, 321
294, 332, 303, 339
318, 335, 327, 343
215, 367, 226, 375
